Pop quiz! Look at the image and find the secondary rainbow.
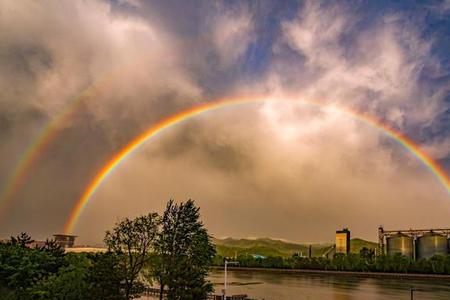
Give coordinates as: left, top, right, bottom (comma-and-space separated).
64, 97, 450, 234
0, 59, 142, 217
0, 80, 106, 216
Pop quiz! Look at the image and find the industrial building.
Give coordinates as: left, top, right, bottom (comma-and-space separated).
53, 234, 77, 248
335, 228, 351, 255
378, 226, 450, 260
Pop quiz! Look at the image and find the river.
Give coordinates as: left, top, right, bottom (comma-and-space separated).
208, 269, 450, 300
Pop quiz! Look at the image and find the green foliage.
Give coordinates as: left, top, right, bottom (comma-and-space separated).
10, 202, 450, 300
9, 232, 34, 247
0, 200, 216, 300
214, 237, 377, 258
0, 241, 65, 295
153, 199, 216, 300
40, 239, 66, 257
87, 252, 127, 299
105, 212, 160, 299
29, 253, 91, 299
214, 249, 450, 275
359, 247, 375, 262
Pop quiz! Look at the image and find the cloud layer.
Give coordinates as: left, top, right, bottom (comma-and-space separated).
0, 0, 449, 244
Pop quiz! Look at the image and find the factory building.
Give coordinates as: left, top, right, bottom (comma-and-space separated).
335, 228, 350, 255
53, 234, 77, 248
378, 226, 450, 260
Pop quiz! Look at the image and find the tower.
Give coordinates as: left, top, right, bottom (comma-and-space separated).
335, 228, 350, 255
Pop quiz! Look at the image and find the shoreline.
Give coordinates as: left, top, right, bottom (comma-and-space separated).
210, 266, 450, 281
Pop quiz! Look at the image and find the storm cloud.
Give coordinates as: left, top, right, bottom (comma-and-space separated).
0, 0, 449, 244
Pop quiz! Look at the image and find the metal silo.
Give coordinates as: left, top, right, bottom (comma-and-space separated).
416, 232, 448, 260
386, 233, 414, 259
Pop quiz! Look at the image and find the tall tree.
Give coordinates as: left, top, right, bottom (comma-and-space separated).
10, 232, 34, 247
154, 199, 216, 300
87, 252, 127, 300
104, 213, 160, 299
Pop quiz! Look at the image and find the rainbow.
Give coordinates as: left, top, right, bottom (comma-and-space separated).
0, 82, 105, 216
0, 60, 141, 217
64, 97, 450, 234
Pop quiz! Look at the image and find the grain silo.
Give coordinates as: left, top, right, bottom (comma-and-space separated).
386, 233, 414, 259
416, 232, 448, 260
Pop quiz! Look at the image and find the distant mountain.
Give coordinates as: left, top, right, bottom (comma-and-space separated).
213, 237, 377, 258
349, 238, 378, 253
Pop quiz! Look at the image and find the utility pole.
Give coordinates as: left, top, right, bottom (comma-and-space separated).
223, 259, 239, 300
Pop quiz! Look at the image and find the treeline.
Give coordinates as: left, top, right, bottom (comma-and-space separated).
0, 199, 215, 300
213, 248, 450, 274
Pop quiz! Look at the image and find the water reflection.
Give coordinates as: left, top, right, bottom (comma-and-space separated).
209, 269, 450, 300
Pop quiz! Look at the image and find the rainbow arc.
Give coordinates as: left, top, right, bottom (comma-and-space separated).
63, 97, 450, 234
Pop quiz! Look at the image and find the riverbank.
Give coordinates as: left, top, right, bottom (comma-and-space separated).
208, 268, 450, 300
211, 266, 450, 281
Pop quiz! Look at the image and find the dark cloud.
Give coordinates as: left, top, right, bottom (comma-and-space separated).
150, 122, 255, 173
0, 0, 448, 244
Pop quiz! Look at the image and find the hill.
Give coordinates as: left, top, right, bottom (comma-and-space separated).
350, 238, 378, 254
213, 237, 377, 258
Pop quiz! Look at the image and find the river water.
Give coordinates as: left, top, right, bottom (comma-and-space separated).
209, 269, 450, 300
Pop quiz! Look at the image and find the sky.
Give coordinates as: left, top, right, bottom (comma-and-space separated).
0, 0, 449, 245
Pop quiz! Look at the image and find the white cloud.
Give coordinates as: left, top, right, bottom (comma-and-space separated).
264, 1, 448, 158
207, 5, 255, 69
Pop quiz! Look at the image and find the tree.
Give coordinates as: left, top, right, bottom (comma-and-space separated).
0, 234, 65, 298
104, 213, 160, 299
87, 252, 127, 299
154, 199, 216, 300
10, 232, 34, 247
359, 247, 375, 262
29, 253, 91, 299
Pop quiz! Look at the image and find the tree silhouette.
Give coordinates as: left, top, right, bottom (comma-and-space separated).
105, 213, 160, 299
153, 199, 215, 300
10, 232, 34, 247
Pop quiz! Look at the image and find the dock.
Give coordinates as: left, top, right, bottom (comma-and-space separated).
142, 288, 251, 299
